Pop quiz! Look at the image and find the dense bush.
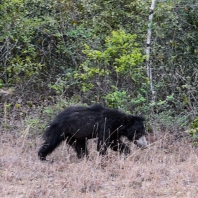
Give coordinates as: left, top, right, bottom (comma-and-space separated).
0, 0, 197, 131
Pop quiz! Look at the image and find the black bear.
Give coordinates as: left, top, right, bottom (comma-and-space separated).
38, 104, 147, 160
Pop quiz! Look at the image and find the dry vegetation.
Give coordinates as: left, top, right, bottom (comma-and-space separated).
1, 123, 198, 198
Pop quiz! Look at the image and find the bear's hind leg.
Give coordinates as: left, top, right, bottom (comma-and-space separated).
74, 139, 88, 158
38, 131, 66, 160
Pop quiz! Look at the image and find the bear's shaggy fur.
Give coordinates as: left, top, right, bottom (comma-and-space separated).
38, 104, 147, 160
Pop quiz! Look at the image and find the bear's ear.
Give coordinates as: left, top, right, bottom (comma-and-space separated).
125, 115, 143, 124
138, 113, 145, 120
132, 115, 145, 122
139, 115, 145, 121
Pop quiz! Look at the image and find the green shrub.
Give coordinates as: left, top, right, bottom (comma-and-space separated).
189, 118, 198, 142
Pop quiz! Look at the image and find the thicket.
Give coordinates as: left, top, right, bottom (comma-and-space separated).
0, 0, 198, 134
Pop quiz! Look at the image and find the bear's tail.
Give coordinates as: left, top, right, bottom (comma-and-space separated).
38, 123, 64, 160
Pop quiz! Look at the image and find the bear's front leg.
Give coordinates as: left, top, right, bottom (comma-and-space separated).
110, 140, 131, 155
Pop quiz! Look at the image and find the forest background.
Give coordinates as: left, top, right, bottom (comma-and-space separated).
0, 0, 198, 136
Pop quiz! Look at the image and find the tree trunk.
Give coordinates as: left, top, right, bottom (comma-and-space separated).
146, 0, 157, 106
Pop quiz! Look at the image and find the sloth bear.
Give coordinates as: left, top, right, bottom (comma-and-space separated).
38, 104, 147, 160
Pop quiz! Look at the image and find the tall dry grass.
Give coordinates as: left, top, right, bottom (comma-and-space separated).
1, 129, 198, 198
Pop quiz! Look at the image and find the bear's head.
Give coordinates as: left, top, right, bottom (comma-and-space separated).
125, 116, 147, 148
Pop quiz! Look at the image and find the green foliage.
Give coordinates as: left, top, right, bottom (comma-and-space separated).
150, 110, 189, 133
188, 118, 198, 142
0, 0, 92, 87
78, 0, 149, 39
79, 30, 145, 80
130, 92, 148, 114
104, 86, 130, 109
0, 0, 45, 84
0, 0, 198, 132
151, 0, 198, 117
72, 30, 147, 106
25, 118, 46, 134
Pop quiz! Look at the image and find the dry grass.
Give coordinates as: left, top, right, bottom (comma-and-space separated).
1, 128, 198, 198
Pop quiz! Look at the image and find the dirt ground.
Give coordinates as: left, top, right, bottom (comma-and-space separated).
1, 130, 198, 198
